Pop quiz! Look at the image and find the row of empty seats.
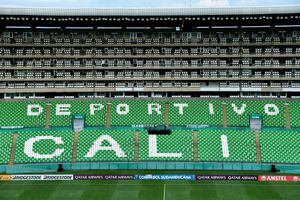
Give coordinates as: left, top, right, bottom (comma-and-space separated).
3, 47, 300, 56
3, 59, 300, 68
260, 130, 300, 164
4, 71, 300, 79
2, 30, 300, 45
3, 81, 300, 90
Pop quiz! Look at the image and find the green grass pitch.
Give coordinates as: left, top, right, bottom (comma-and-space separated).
0, 170, 299, 200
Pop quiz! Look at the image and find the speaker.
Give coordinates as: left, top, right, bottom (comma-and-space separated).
57, 164, 64, 172
148, 128, 171, 135
271, 164, 280, 172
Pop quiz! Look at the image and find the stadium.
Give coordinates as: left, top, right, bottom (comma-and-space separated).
1, 5, 300, 200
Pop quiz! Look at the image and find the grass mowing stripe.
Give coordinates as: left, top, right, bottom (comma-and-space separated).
168, 183, 300, 187
0, 182, 26, 199
163, 184, 166, 200
1, 182, 300, 200
2, 183, 300, 187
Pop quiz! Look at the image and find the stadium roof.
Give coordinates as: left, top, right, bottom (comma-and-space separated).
0, 6, 300, 17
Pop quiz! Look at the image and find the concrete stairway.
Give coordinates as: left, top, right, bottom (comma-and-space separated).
9, 133, 18, 166
72, 132, 79, 163
193, 131, 198, 162
255, 131, 262, 163
135, 130, 139, 162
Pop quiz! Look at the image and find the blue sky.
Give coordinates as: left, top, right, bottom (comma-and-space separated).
0, 0, 299, 8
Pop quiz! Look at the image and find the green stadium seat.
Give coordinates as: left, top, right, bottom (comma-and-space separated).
0, 101, 47, 128
261, 130, 300, 164
168, 100, 222, 127
289, 102, 300, 128
0, 132, 13, 164
198, 129, 257, 162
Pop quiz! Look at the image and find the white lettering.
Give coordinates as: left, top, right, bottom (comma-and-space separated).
148, 103, 162, 115
116, 104, 129, 115
56, 104, 71, 116
27, 104, 43, 116
24, 136, 64, 159
90, 104, 104, 115
209, 103, 214, 115
264, 104, 279, 116
232, 104, 246, 115
85, 135, 127, 158
221, 135, 229, 158
174, 103, 188, 115
148, 135, 182, 158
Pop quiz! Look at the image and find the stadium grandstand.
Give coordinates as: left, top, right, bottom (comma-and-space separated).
0, 6, 300, 175
2, 7, 300, 98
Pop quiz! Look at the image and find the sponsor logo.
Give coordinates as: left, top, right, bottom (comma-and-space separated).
131, 124, 155, 128
196, 175, 258, 181
186, 125, 210, 128
293, 176, 299, 182
0, 126, 24, 129
11, 175, 43, 181
0, 175, 11, 181
10, 175, 73, 181
258, 175, 300, 182
43, 175, 73, 180
74, 174, 134, 180
136, 174, 195, 180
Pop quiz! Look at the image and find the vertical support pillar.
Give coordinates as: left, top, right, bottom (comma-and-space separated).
45, 103, 52, 129
285, 103, 291, 129
135, 130, 139, 162
193, 130, 198, 162
222, 103, 227, 128
106, 103, 112, 128
165, 102, 169, 127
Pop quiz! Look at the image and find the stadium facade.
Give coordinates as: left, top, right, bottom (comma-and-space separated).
1, 7, 300, 172
1, 7, 300, 98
